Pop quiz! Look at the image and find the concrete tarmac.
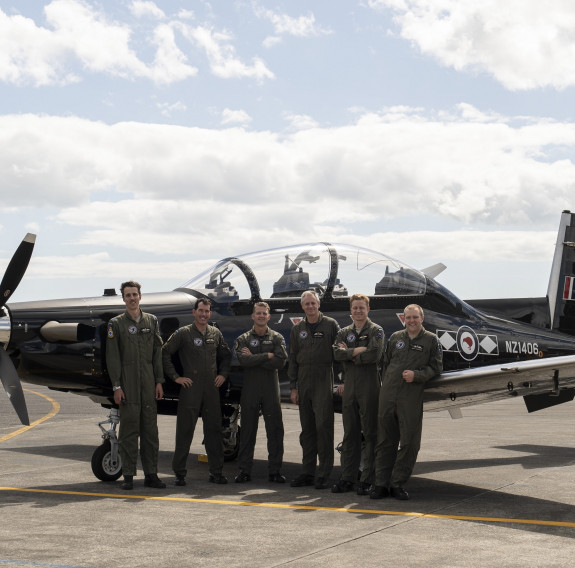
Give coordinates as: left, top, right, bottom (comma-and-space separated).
1, 385, 575, 568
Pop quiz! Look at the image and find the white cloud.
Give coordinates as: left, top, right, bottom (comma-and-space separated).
54, 199, 311, 258
181, 24, 274, 81
156, 100, 187, 117
148, 23, 197, 83
266, 11, 330, 37
262, 36, 282, 49
370, 0, 575, 90
129, 1, 166, 20
51, 199, 559, 268
0, 1, 196, 86
24, 222, 41, 234
283, 113, 320, 131
45, 0, 153, 78
0, 7, 79, 86
24, 250, 205, 282
221, 108, 252, 125
254, 5, 333, 47
1, 106, 574, 248
177, 10, 195, 21
0, 2, 279, 86
334, 229, 557, 263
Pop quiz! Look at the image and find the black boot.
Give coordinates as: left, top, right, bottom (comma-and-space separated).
121, 475, 134, 490
144, 474, 166, 489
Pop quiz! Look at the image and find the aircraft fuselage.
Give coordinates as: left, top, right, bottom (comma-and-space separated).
6, 280, 575, 414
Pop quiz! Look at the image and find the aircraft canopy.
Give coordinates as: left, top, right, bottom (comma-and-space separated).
179, 243, 427, 303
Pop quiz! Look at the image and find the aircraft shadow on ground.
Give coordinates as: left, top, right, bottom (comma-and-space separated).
4, 442, 574, 475
1, 446, 574, 539
414, 444, 575, 474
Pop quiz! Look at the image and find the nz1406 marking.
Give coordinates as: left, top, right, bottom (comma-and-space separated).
505, 340, 539, 355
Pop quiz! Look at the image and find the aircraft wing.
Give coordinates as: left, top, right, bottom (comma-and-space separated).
423, 354, 575, 415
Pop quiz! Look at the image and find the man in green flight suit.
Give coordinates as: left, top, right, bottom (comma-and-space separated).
234, 301, 288, 483
106, 281, 166, 491
162, 297, 232, 486
332, 294, 384, 495
289, 290, 340, 490
370, 304, 443, 501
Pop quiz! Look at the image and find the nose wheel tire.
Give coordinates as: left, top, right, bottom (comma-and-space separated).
91, 439, 122, 481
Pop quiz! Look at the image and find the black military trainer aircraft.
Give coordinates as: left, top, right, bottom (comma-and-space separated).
2, 211, 575, 482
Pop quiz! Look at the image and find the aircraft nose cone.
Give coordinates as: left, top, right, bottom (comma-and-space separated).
0, 308, 11, 346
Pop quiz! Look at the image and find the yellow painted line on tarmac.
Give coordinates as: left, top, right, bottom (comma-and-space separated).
0, 486, 573, 528
0, 389, 60, 443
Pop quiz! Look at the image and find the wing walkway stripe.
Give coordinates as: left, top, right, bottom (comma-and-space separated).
0, 389, 60, 443
0, 486, 573, 528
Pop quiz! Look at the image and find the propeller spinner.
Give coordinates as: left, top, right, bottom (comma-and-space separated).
0, 233, 36, 426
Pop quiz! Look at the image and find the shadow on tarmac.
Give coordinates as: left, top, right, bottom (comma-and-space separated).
1, 445, 574, 540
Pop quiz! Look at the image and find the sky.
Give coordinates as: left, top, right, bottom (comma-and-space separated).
1, 0, 574, 304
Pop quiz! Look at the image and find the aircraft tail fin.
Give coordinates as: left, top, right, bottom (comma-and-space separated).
548, 210, 575, 334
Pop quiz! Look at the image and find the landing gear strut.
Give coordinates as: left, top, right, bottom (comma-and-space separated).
222, 403, 241, 462
91, 408, 122, 481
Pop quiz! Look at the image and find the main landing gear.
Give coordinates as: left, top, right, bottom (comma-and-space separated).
91, 408, 122, 481
222, 403, 241, 462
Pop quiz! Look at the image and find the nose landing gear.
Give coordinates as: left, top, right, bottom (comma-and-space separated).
91, 408, 123, 481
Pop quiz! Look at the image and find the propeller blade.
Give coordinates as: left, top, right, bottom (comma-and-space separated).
0, 233, 36, 309
0, 348, 29, 426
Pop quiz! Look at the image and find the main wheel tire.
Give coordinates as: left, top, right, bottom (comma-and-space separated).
223, 426, 241, 462
91, 440, 122, 481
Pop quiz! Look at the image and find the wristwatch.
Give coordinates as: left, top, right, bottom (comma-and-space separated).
113, 386, 122, 391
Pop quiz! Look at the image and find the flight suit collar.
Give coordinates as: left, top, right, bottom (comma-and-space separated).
304, 311, 324, 326
125, 309, 143, 323
250, 326, 270, 338
404, 325, 426, 341
192, 321, 208, 335
352, 317, 372, 334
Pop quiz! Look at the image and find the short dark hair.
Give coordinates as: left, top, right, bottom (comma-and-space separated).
194, 297, 212, 310
121, 281, 141, 298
